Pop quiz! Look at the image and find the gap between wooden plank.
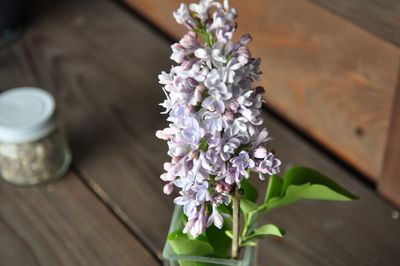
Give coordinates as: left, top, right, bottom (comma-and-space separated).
310, 0, 400, 47
0, 171, 159, 266
380, 59, 400, 205
71, 163, 163, 264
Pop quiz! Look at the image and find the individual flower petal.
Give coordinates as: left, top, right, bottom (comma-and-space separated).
194, 48, 209, 59
173, 3, 197, 29
253, 146, 267, 159
207, 205, 224, 229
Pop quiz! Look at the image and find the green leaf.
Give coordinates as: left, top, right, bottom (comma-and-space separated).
168, 230, 214, 257
206, 222, 231, 258
241, 178, 258, 203
264, 175, 283, 203
261, 167, 358, 211
282, 167, 358, 200
245, 224, 285, 242
239, 167, 358, 244
240, 198, 257, 216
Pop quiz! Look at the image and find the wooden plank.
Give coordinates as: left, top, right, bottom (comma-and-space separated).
1, 0, 174, 258
311, 0, 400, 47
257, 112, 400, 265
380, 68, 400, 205
1, 0, 400, 265
0, 172, 158, 266
123, 0, 400, 184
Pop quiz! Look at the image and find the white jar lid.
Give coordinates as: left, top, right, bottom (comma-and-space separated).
0, 87, 56, 143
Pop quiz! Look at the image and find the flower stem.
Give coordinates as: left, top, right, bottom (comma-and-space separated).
231, 188, 240, 259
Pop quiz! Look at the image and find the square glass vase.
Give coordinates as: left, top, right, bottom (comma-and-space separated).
163, 205, 258, 266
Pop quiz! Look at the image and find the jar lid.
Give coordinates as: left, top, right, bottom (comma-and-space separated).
0, 87, 56, 143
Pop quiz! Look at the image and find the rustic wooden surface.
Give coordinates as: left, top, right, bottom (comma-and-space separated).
0, 172, 157, 266
123, 0, 400, 185
0, 0, 399, 265
311, 0, 400, 47
380, 68, 400, 205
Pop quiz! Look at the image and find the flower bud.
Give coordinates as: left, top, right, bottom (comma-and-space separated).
160, 173, 168, 181
240, 34, 252, 45
163, 182, 174, 195
215, 183, 224, 193
229, 100, 240, 112
223, 110, 234, 122
163, 162, 172, 171
156, 130, 171, 140
253, 147, 267, 158
255, 86, 265, 95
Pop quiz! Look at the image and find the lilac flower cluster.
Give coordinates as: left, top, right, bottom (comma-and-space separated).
156, 0, 281, 237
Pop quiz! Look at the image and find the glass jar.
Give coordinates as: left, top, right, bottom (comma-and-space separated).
163, 205, 258, 266
0, 87, 71, 185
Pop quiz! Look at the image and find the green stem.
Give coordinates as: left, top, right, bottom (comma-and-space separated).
202, 31, 212, 48
231, 189, 240, 259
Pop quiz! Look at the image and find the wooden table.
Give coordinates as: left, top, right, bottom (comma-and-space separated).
0, 0, 399, 265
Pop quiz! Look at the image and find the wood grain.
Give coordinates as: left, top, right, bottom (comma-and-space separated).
257, 112, 400, 265
123, 0, 400, 184
0, 172, 158, 266
311, 0, 400, 47
1, 0, 400, 265
380, 65, 400, 205
1, 0, 174, 258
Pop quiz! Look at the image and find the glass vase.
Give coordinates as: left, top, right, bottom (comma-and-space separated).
163, 205, 258, 266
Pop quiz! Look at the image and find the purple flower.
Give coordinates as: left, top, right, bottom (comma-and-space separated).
253, 146, 267, 159
175, 171, 195, 191
163, 182, 174, 195
204, 111, 226, 133
256, 152, 282, 180
230, 151, 255, 179
173, 3, 197, 29
171, 31, 201, 64
192, 205, 208, 236
183, 204, 208, 237
231, 117, 248, 135
223, 58, 241, 84
182, 117, 205, 149
207, 204, 223, 229
159, 90, 173, 114
189, 0, 222, 22
174, 191, 197, 219
207, 4, 237, 43
180, 31, 200, 49
202, 96, 225, 113
252, 129, 270, 148
232, 34, 252, 65
225, 165, 239, 184
157, 0, 282, 238
158, 71, 174, 91
170, 43, 186, 64
192, 151, 212, 181
221, 136, 241, 161
193, 181, 210, 203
